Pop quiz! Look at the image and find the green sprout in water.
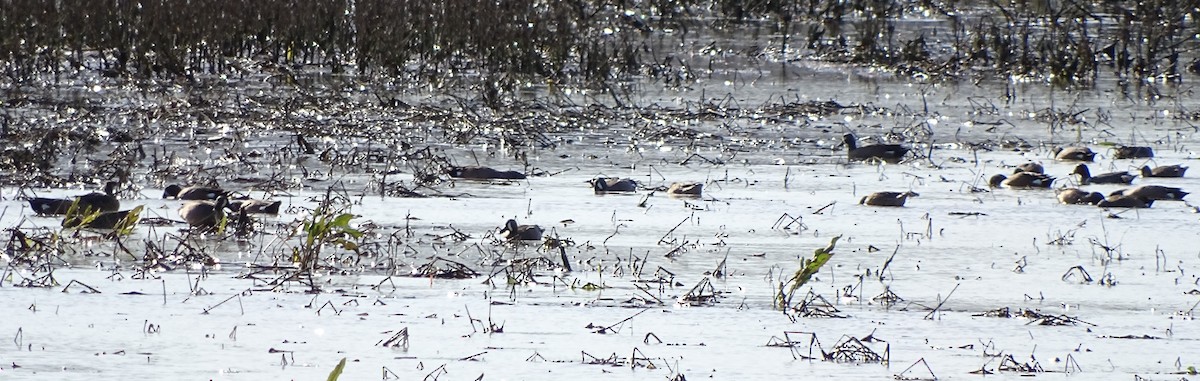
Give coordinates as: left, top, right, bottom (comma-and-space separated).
775, 235, 841, 310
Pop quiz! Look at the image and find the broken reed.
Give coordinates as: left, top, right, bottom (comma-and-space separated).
1, 0, 1196, 90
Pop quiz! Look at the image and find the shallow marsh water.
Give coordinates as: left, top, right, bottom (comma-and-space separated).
3, 70, 1200, 381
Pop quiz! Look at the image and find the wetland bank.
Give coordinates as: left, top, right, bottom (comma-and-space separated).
2, 1, 1200, 379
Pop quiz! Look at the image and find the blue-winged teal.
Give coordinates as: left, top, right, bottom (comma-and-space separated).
1109, 185, 1188, 201
592, 177, 637, 193
1097, 194, 1154, 208
1056, 188, 1103, 205
179, 196, 229, 228
1053, 146, 1096, 162
1015, 162, 1045, 174
1140, 165, 1187, 178
1072, 164, 1135, 185
28, 181, 120, 216
859, 191, 917, 207
500, 219, 543, 241
989, 172, 1055, 189
666, 182, 703, 197
1113, 146, 1154, 159
448, 166, 527, 180
163, 184, 231, 200
843, 133, 909, 163
228, 199, 282, 214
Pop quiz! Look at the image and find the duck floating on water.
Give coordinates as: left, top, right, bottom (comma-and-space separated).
28, 181, 120, 216
1053, 146, 1096, 162
989, 172, 1055, 189
842, 133, 909, 163
179, 196, 229, 229
1072, 164, 1135, 185
1140, 165, 1187, 178
164, 184, 231, 200
666, 182, 703, 197
447, 166, 527, 180
1113, 145, 1154, 159
499, 219, 542, 241
859, 191, 917, 207
592, 177, 637, 193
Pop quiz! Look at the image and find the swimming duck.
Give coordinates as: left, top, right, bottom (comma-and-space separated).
163, 184, 231, 200
499, 219, 543, 241
592, 177, 638, 193
179, 196, 229, 228
227, 199, 282, 214
859, 191, 918, 207
666, 182, 703, 197
1097, 194, 1154, 208
1113, 145, 1154, 159
1140, 165, 1187, 178
1056, 188, 1103, 205
1053, 146, 1096, 162
62, 207, 140, 230
843, 133, 909, 163
1014, 162, 1045, 174
447, 166, 527, 180
1072, 164, 1135, 185
1109, 185, 1188, 201
28, 181, 120, 216
989, 172, 1055, 189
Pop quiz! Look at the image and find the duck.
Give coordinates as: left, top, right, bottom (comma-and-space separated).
1113, 145, 1154, 159
62, 207, 140, 230
28, 181, 121, 216
666, 182, 703, 197
1097, 194, 1154, 208
227, 199, 282, 214
163, 184, 231, 200
1072, 164, 1135, 185
859, 191, 917, 207
178, 196, 229, 228
499, 219, 542, 241
843, 133, 909, 163
1056, 188, 1103, 205
1140, 165, 1187, 178
1053, 146, 1096, 162
1109, 185, 1188, 201
1014, 162, 1045, 174
989, 172, 1055, 189
447, 166, 526, 180
592, 177, 638, 193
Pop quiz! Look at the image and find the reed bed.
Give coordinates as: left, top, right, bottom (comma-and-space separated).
1, 0, 1196, 91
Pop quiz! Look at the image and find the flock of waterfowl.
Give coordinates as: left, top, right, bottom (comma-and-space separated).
25, 183, 282, 231
20, 133, 1190, 236
844, 136, 1190, 209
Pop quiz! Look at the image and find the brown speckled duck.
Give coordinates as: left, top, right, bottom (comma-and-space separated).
1056, 188, 1103, 205
859, 191, 918, 207
164, 184, 231, 200
1097, 194, 1154, 208
666, 182, 703, 197
1109, 185, 1188, 201
1053, 146, 1096, 162
1140, 165, 1187, 178
179, 196, 229, 228
1113, 145, 1154, 159
989, 172, 1055, 189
